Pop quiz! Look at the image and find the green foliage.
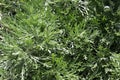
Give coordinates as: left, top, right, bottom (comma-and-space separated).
0, 0, 120, 80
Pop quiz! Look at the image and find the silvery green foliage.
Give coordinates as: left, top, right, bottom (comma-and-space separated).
78, 0, 89, 16
0, 0, 120, 80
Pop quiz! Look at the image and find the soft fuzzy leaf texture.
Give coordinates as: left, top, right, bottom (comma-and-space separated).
0, 0, 120, 80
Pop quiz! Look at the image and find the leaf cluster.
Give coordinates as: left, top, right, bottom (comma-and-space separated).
0, 0, 120, 80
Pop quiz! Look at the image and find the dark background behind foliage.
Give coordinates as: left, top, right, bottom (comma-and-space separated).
0, 0, 120, 80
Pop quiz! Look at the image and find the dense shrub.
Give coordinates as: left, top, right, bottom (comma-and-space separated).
0, 0, 120, 80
